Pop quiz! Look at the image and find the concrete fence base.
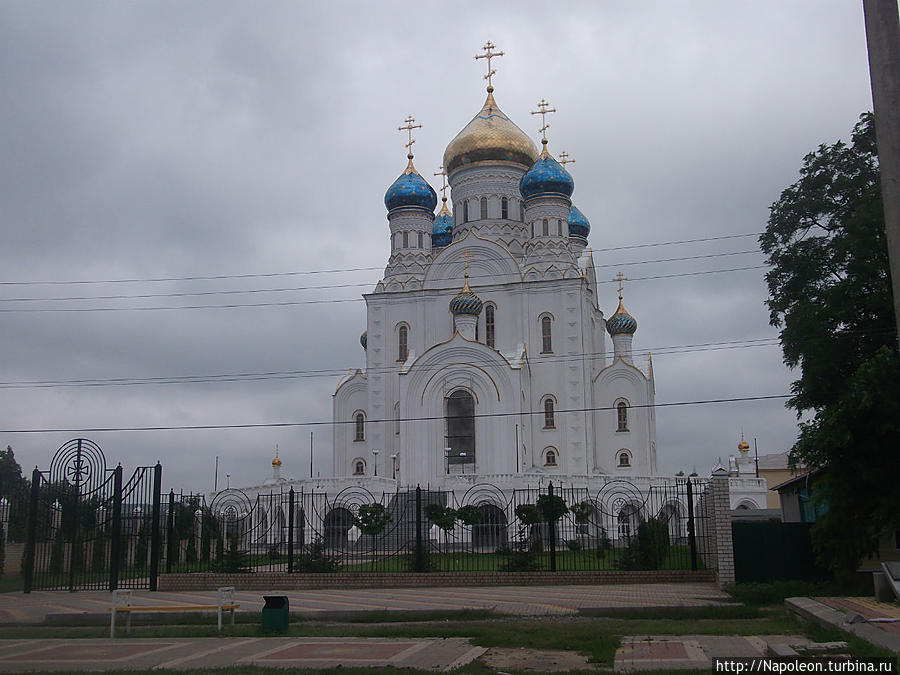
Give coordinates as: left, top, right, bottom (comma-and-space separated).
158, 569, 715, 591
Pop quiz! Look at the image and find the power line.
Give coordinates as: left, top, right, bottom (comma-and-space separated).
0, 232, 764, 287
0, 394, 792, 434
0, 265, 768, 313
0, 250, 762, 304
0, 337, 783, 389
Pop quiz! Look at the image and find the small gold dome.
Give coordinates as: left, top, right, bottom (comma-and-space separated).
272, 456, 282, 467
737, 434, 750, 452
443, 91, 538, 175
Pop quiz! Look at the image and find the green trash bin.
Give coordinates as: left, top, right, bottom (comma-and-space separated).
262, 595, 289, 633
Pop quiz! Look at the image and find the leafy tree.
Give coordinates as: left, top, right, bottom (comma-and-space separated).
454, 505, 483, 526
0, 446, 29, 541
760, 113, 900, 574
354, 503, 391, 571
424, 503, 457, 532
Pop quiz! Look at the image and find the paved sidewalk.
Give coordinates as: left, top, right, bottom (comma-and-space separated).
614, 634, 813, 671
0, 582, 734, 624
786, 596, 900, 655
0, 636, 485, 672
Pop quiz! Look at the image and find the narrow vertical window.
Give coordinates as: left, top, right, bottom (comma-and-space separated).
354, 413, 365, 441
557, 219, 562, 235
485, 304, 495, 348
617, 402, 628, 431
417, 232, 423, 248
520, 200, 525, 222
544, 398, 555, 428
480, 197, 488, 219
501, 197, 508, 219
463, 201, 469, 223
542, 219, 549, 236
402, 231, 408, 248
475, 321, 479, 342
398, 325, 408, 361
541, 316, 552, 353
531, 222, 535, 238
354, 460, 365, 475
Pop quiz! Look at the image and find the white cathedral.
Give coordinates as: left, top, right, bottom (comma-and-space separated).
234, 46, 767, 540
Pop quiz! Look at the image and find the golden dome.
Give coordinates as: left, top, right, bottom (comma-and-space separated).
443, 91, 538, 175
737, 434, 750, 452
272, 446, 282, 467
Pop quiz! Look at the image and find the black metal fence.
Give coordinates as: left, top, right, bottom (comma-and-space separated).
159, 478, 712, 575
17, 438, 713, 592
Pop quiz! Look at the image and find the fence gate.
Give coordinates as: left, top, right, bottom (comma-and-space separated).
23, 439, 162, 592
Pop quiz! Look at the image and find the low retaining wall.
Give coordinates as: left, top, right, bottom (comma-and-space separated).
158, 569, 715, 591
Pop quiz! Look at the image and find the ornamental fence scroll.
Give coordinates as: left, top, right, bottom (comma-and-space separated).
157, 477, 715, 576
22, 439, 162, 593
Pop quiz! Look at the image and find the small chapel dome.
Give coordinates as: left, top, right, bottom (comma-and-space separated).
737, 434, 750, 453
568, 204, 590, 240
432, 202, 453, 248
606, 299, 638, 336
360, 330, 368, 350
449, 278, 483, 316
520, 149, 575, 200
384, 157, 438, 213
443, 91, 539, 175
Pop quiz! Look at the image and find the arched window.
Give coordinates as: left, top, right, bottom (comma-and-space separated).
557, 219, 562, 235
542, 218, 549, 236
463, 201, 469, 223
446, 390, 475, 471
480, 197, 488, 219
402, 231, 408, 248
520, 200, 526, 222
531, 222, 535, 238
485, 304, 496, 348
541, 316, 552, 353
417, 232, 423, 248
543, 397, 555, 428
353, 459, 365, 475
501, 197, 508, 219
617, 401, 629, 432
398, 324, 408, 362
618, 450, 631, 467
354, 412, 365, 442
545, 448, 557, 466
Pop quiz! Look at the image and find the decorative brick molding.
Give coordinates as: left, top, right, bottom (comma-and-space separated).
158, 569, 715, 592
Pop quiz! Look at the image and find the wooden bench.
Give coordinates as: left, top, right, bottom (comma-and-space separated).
109, 587, 239, 637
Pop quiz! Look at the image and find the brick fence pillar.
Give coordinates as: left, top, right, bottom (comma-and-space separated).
710, 468, 734, 587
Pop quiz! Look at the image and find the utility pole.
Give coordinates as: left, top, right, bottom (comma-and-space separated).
864, 0, 900, 346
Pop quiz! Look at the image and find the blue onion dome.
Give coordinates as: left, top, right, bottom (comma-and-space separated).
606, 299, 638, 336
360, 330, 367, 350
520, 143, 575, 200
384, 156, 438, 213
432, 199, 453, 248
443, 91, 539, 174
568, 204, 590, 240
449, 275, 483, 316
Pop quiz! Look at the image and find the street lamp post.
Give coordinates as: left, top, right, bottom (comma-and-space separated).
372, 449, 379, 476
459, 452, 467, 474
390, 453, 397, 480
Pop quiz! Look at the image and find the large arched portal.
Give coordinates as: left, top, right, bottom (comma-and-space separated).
472, 503, 507, 550
446, 390, 476, 473
323, 507, 354, 550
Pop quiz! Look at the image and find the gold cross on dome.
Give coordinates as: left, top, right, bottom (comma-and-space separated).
559, 150, 575, 167
475, 40, 504, 91
613, 272, 628, 300
531, 99, 556, 143
434, 166, 448, 200
398, 115, 422, 158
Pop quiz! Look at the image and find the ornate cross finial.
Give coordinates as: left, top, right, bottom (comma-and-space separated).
531, 98, 557, 149
559, 150, 575, 167
398, 115, 422, 159
613, 271, 628, 300
434, 165, 449, 201
475, 40, 504, 92
460, 248, 472, 291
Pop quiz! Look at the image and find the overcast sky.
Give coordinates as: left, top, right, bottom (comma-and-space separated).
0, 1, 875, 493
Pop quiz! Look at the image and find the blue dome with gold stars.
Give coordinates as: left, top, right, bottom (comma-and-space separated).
432, 203, 453, 248
520, 150, 574, 201
568, 205, 590, 240
606, 299, 637, 336
385, 158, 438, 213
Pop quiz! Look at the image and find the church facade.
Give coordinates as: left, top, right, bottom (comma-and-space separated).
333, 73, 658, 489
